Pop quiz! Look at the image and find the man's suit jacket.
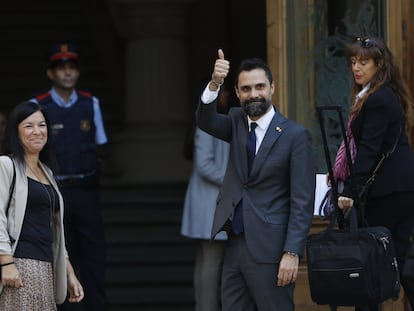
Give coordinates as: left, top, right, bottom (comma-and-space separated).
197, 99, 316, 263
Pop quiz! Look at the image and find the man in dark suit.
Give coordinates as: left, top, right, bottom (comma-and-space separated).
197, 49, 316, 310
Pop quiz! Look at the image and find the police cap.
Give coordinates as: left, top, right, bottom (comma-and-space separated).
48, 43, 80, 67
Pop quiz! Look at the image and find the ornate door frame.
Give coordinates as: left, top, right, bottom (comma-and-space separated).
266, 0, 408, 171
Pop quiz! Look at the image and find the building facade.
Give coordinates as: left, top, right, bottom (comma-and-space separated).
0, 1, 412, 308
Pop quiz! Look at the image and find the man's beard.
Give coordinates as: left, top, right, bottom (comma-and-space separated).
241, 97, 271, 117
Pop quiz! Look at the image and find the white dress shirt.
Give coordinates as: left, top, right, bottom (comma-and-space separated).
201, 83, 275, 153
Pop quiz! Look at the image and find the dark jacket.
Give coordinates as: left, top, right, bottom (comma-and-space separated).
343, 85, 414, 199
197, 99, 316, 263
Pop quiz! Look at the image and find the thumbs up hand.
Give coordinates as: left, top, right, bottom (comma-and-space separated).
211, 49, 230, 88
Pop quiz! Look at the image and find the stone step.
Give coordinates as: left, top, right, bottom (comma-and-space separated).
102, 193, 195, 310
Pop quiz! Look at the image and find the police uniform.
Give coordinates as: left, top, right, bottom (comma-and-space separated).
35, 43, 108, 310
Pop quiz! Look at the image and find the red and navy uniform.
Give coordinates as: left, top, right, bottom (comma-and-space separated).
37, 90, 107, 311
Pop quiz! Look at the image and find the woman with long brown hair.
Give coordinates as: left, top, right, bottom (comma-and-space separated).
334, 36, 414, 311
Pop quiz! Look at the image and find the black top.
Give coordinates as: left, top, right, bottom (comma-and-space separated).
14, 178, 58, 262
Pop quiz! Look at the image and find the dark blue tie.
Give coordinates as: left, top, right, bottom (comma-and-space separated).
232, 122, 257, 235
246, 122, 257, 174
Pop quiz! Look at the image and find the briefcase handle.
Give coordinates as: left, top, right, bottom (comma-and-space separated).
316, 105, 402, 230
316, 105, 349, 228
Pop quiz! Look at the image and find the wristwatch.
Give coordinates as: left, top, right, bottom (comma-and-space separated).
286, 251, 299, 257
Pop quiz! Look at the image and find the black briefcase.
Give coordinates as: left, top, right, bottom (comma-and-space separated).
307, 106, 401, 307
306, 209, 400, 306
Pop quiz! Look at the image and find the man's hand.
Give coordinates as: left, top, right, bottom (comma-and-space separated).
210, 49, 230, 91
277, 252, 299, 287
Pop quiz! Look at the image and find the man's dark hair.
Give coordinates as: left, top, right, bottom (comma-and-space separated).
234, 58, 273, 86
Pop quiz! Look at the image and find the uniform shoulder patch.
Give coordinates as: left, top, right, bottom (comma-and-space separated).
78, 90, 93, 98
35, 91, 51, 102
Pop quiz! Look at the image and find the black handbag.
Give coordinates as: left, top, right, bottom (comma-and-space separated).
307, 106, 401, 309
307, 208, 400, 306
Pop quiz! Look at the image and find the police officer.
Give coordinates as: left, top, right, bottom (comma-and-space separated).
32, 43, 108, 310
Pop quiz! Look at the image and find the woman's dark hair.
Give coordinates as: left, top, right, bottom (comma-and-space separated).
2, 101, 55, 169
345, 36, 414, 148
234, 57, 273, 86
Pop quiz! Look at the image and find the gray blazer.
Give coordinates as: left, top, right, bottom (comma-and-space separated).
197, 100, 316, 263
181, 127, 229, 240
0, 156, 68, 304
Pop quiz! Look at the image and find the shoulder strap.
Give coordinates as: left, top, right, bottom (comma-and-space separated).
356, 126, 402, 226
366, 126, 402, 186
6, 156, 16, 216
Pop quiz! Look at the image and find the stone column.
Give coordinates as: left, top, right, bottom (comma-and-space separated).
108, 0, 193, 185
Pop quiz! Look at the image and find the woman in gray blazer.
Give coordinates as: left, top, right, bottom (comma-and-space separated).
181, 85, 231, 310
0, 101, 83, 310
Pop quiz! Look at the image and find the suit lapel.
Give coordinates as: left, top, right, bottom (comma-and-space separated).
234, 114, 250, 180
250, 112, 287, 176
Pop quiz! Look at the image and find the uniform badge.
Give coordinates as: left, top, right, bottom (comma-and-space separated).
60, 44, 69, 53
80, 120, 90, 132
51, 123, 64, 130
51, 123, 64, 136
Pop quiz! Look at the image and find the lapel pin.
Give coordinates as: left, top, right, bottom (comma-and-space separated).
276, 126, 282, 132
